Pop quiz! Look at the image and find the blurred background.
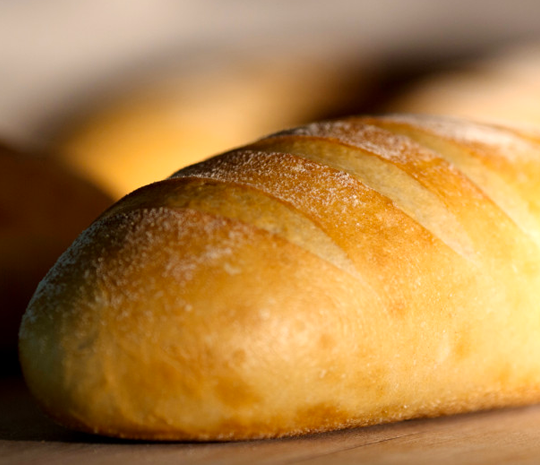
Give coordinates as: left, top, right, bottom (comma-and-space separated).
2, 0, 540, 373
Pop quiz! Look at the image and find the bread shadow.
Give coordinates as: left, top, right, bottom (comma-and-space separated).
0, 377, 152, 444
0, 376, 273, 446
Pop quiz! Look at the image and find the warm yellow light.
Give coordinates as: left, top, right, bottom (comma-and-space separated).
55, 58, 353, 199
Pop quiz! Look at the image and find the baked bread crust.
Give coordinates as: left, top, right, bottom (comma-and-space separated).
19, 115, 540, 440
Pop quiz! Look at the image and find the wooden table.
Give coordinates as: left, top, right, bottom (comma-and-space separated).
2, 376, 540, 465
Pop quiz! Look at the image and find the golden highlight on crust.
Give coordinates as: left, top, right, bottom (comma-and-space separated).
19, 114, 540, 441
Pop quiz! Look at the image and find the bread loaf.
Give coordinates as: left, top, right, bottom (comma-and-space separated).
19, 114, 540, 440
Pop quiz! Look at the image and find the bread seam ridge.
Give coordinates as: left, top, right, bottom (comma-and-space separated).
103, 203, 362, 282
98, 176, 359, 277
367, 116, 540, 249
249, 134, 479, 261
173, 149, 472, 272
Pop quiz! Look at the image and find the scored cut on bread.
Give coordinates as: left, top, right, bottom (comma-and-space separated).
19, 114, 540, 440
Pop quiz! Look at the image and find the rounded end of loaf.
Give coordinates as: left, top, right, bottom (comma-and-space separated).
18, 184, 372, 440
19, 114, 540, 440
0, 142, 112, 374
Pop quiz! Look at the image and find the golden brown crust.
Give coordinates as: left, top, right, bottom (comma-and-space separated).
19, 115, 540, 440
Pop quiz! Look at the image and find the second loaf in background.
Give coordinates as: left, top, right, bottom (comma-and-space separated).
19, 114, 540, 440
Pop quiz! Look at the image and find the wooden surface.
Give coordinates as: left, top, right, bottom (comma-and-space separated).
2, 377, 540, 464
